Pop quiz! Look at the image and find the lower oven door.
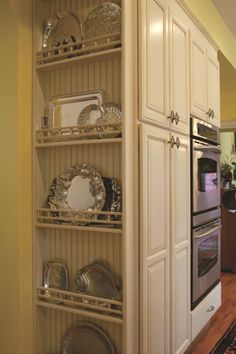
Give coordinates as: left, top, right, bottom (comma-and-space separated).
192, 221, 221, 304
192, 140, 221, 213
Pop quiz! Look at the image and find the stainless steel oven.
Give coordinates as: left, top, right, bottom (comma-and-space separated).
191, 118, 221, 215
190, 117, 221, 308
192, 218, 221, 303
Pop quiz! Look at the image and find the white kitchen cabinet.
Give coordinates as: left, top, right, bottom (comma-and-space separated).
140, 123, 190, 354
139, 0, 190, 133
169, 2, 190, 133
190, 24, 220, 126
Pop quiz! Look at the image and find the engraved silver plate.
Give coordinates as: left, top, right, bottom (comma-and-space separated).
82, 2, 121, 48
47, 164, 106, 212
46, 90, 104, 129
62, 321, 117, 354
78, 102, 121, 125
74, 259, 121, 300
42, 11, 82, 50
43, 260, 68, 291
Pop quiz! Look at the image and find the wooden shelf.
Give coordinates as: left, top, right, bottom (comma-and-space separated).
36, 208, 123, 233
36, 286, 123, 324
36, 33, 121, 71
35, 122, 122, 147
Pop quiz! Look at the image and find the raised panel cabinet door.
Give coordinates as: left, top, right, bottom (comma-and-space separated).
139, 0, 169, 127
140, 123, 170, 354
169, 5, 189, 133
190, 26, 207, 119
207, 47, 220, 127
170, 133, 190, 354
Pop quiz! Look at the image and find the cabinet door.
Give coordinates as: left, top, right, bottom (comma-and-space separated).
190, 26, 207, 119
139, 0, 169, 127
170, 133, 190, 354
207, 45, 220, 127
140, 123, 170, 354
169, 5, 189, 133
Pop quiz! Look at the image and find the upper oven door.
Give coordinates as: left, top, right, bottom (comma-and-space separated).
192, 140, 221, 214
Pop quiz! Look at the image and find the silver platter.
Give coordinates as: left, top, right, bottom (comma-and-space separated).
42, 11, 82, 49
43, 260, 68, 291
82, 2, 121, 47
47, 164, 106, 213
74, 259, 121, 300
62, 321, 117, 354
78, 102, 121, 125
102, 177, 121, 212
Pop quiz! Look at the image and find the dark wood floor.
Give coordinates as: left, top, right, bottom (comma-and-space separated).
185, 272, 236, 354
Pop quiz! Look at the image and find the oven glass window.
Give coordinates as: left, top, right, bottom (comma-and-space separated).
198, 158, 217, 192
197, 123, 218, 143
198, 235, 218, 277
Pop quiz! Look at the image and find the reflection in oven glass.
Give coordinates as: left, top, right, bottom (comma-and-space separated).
198, 236, 218, 277
198, 158, 217, 192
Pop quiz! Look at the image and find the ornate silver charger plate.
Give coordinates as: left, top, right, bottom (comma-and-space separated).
43, 260, 69, 300
61, 321, 117, 354
47, 164, 106, 224
82, 2, 121, 48
74, 259, 121, 300
42, 11, 82, 50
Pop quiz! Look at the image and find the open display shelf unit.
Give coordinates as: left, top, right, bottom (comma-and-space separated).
33, 1, 137, 354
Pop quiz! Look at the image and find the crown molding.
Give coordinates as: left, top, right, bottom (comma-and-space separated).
221, 120, 236, 131
175, 0, 219, 50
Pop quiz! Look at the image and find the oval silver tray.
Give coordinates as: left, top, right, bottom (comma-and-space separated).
74, 259, 121, 300
43, 260, 68, 291
43, 11, 82, 50
61, 321, 117, 354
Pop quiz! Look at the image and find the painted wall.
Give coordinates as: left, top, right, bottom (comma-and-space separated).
0, 1, 32, 354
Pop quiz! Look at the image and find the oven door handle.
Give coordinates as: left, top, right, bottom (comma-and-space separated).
194, 146, 221, 154
193, 225, 222, 239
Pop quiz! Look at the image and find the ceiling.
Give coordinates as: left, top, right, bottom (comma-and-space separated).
212, 0, 236, 39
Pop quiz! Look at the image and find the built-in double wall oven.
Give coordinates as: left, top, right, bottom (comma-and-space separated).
190, 117, 221, 308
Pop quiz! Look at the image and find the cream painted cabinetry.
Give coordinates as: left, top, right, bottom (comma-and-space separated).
139, 0, 190, 133
140, 123, 190, 354
190, 24, 220, 126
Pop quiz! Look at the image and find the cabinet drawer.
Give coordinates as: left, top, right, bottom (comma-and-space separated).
191, 283, 221, 340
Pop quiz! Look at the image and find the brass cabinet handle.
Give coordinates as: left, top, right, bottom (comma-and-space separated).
168, 110, 175, 123
167, 136, 176, 148
174, 112, 179, 125
175, 137, 180, 149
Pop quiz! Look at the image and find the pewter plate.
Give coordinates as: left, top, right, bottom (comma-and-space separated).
82, 2, 121, 47
43, 260, 68, 291
47, 164, 106, 212
61, 321, 117, 354
74, 259, 121, 300
46, 90, 104, 129
42, 11, 82, 50
102, 177, 121, 212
